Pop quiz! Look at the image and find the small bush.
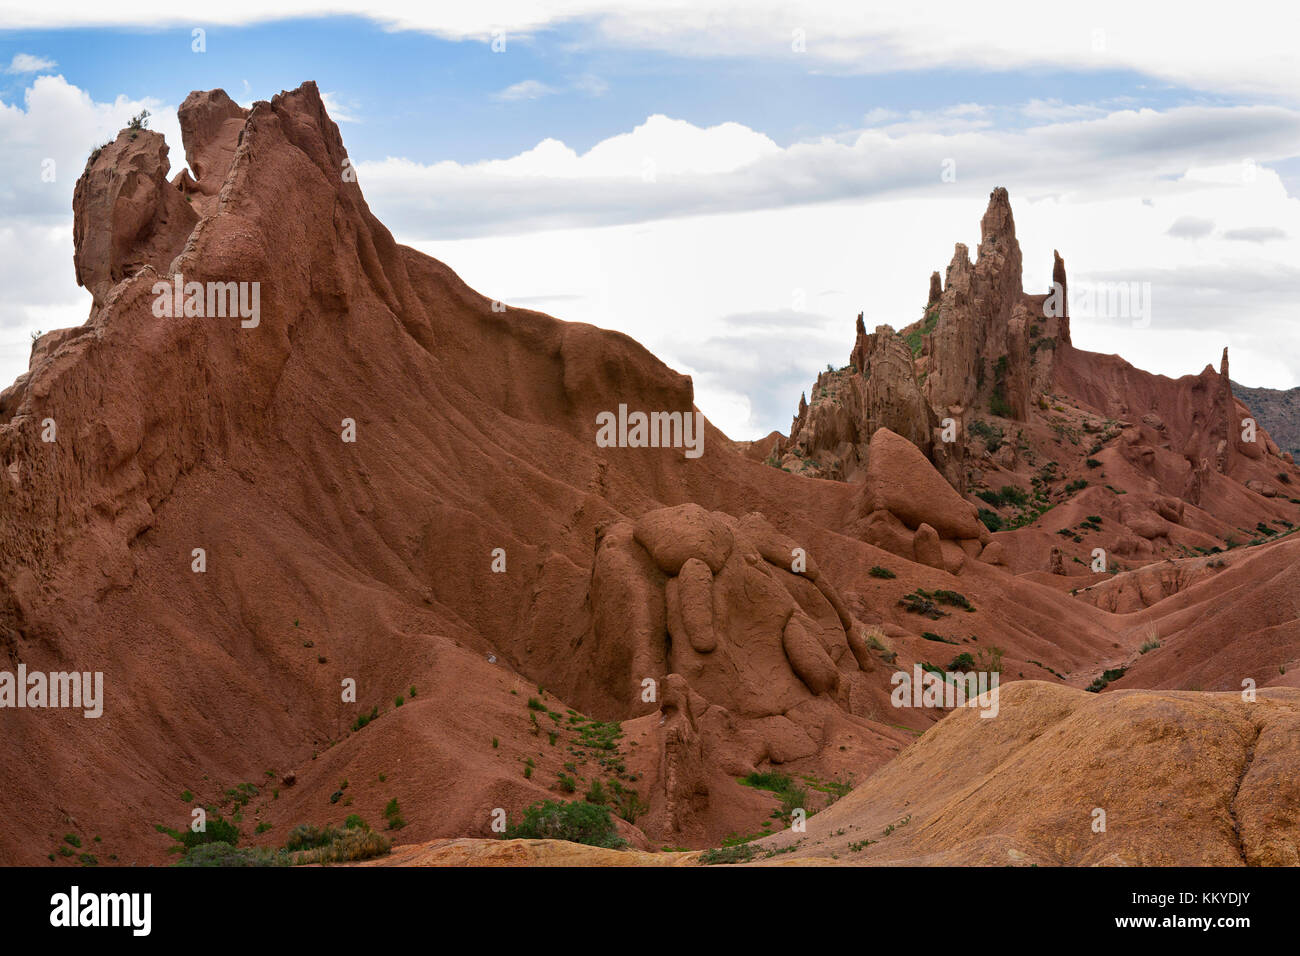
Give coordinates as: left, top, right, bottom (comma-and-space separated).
294, 827, 392, 864
740, 770, 792, 792
158, 815, 240, 855
978, 508, 1003, 532
174, 843, 289, 867
999, 485, 1029, 508
949, 652, 976, 670
933, 589, 975, 611
701, 843, 757, 865
976, 646, 1005, 674
778, 786, 808, 818
504, 800, 626, 849
383, 798, 406, 830
285, 824, 335, 852
868, 565, 896, 579
351, 705, 379, 732
1086, 667, 1127, 693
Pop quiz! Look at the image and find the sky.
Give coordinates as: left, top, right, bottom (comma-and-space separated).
2, 2, 1299, 439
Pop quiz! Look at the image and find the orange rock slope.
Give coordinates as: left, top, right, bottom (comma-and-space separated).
2, 84, 1297, 866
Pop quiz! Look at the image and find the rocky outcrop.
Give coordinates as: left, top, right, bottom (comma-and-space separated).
177, 89, 249, 195
1232, 379, 1300, 460
585, 504, 888, 832
72, 129, 198, 310
847, 428, 986, 568
779, 322, 933, 478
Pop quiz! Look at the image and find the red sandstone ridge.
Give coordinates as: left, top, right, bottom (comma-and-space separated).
776, 188, 1299, 581
2, 88, 1299, 867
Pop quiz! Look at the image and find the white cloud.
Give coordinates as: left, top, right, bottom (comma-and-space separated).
492, 79, 557, 102
355, 104, 1300, 241
1167, 215, 1215, 239
5, 53, 57, 73
1, 3, 1296, 101
571, 73, 609, 97
4, 75, 1300, 443
1223, 226, 1286, 242
319, 90, 359, 122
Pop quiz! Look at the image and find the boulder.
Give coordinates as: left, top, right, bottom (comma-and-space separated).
913, 523, 945, 570
858, 428, 982, 538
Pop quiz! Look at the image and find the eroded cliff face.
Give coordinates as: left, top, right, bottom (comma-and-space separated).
0, 82, 927, 860
5, 86, 1300, 868
773, 187, 1297, 583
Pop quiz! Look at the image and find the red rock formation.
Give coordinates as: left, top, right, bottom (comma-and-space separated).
4, 89, 1300, 867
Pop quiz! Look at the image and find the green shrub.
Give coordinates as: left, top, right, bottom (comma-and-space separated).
383, 798, 406, 831
294, 827, 392, 864
868, 565, 896, 579
999, 485, 1029, 507
740, 770, 792, 792
1086, 667, 1127, 693
968, 419, 1003, 451
949, 652, 976, 670
504, 800, 626, 849
978, 509, 1003, 532
700, 843, 756, 865
351, 705, 379, 731
285, 824, 335, 852
174, 843, 289, 867
933, 589, 975, 611
157, 815, 240, 855
899, 589, 948, 619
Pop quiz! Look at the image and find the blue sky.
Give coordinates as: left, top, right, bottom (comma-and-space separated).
2, 4, 1299, 438
0, 18, 1256, 162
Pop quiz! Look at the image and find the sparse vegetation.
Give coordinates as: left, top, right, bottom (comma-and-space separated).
504, 799, 626, 849
1087, 667, 1127, 693
701, 843, 757, 865
869, 565, 896, 579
